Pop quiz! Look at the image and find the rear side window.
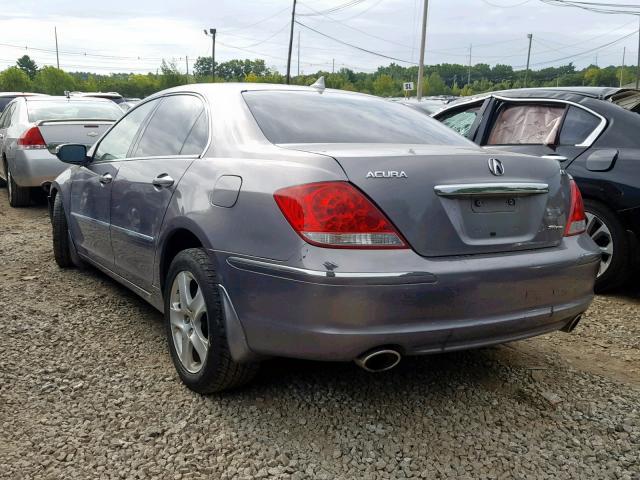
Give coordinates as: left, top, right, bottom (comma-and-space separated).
27, 101, 123, 122
559, 106, 601, 145
0, 97, 16, 113
94, 100, 158, 162
243, 91, 472, 146
487, 104, 565, 145
440, 106, 481, 137
180, 111, 209, 155
0, 104, 14, 128
132, 95, 205, 157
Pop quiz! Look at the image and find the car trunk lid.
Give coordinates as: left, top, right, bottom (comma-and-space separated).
35, 120, 114, 152
280, 143, 569, 257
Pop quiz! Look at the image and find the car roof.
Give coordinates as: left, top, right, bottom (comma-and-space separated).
0, 92, 47, 97
489, 86, 633, 100
149, 82, 376, 100
24, 96, 116, 103
70, 91, 123, 98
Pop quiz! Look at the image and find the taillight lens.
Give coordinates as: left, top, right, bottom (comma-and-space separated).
274, 181, 407, 249
564, 179, 587, 236
17, 126, 47, 149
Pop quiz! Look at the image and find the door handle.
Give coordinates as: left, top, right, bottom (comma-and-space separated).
152, 174, 174, 188
99, 173, 113, 184
541, 154, 568, 162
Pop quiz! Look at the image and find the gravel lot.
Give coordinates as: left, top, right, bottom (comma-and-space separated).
0, 190, 638, 480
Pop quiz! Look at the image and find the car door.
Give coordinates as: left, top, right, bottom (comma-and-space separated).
110, 93, 209, 290
478, 99, 601, 165
434, 98, 488, 139
68, 99, 159, 267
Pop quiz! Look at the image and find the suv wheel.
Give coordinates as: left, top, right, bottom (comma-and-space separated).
584, 199, 630, 292
7, 167, 31, 207
164, 248, 258, 393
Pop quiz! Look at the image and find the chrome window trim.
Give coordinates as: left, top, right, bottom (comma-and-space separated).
490, 95, 607, 148
110, 224, 154, 242
434, 182, 549, 197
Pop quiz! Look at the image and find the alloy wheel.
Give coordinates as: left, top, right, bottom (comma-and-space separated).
169, 271, 209, 374
586, 211, 613, 278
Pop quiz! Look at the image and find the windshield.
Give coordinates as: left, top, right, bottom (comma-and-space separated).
243, 91, 473, 146
27, 100, 122, 122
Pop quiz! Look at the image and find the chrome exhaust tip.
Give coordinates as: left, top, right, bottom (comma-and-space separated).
561, 314, 582, 333
355, 348, 402, 373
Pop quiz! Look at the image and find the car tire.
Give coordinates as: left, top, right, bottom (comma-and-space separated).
584, 199, 630, 293
164, 248, 258, 393
7, 167, 31, 207
52, 193, 74, 268
0, 160, 6, 188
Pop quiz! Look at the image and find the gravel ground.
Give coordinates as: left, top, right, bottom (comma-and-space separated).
0, 190, 638, 480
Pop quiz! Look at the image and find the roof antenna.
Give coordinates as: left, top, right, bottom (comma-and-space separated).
310, 76, 325, 93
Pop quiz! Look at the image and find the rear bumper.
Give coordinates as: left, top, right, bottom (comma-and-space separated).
215, 235, 600, 362
10, 149, 69, 187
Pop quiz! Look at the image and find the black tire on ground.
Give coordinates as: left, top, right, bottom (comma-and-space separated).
52, 193, 74, 268
584, 199, 630, 293
7, 167, 31, 207
0, 163, 6, 188
164, 248, 258, 393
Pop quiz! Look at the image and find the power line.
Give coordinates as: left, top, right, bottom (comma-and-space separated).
297, 0, 367, 16
295, 20, 418, 64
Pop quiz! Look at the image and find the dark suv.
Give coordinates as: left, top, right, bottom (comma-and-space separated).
433, 87, 640, 291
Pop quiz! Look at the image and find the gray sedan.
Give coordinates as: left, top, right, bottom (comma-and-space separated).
48, 83, 600, 393
0, 96, 122, 206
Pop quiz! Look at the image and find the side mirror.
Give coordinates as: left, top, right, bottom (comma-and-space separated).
55, 144, 88, 165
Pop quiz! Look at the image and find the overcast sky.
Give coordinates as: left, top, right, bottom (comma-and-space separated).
0, 0, 638, 74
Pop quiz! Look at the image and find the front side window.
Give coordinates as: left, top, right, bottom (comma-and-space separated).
243, 91, 472, 146
487, 104, 565, 145
559, 106, 601, 145
132, 95, 205, 157
440, 105, 481, 136
94, 99, 158, 162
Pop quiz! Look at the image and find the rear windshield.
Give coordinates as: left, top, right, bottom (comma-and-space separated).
27, 100, 122, 122
243, 91, 472, 145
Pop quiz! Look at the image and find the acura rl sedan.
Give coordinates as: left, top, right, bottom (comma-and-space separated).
48, 82, 600, 393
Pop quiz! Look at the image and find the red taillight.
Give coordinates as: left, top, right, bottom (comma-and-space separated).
17, 126, 46, 149
564, 179, 587, 236
274, 181, 407, 249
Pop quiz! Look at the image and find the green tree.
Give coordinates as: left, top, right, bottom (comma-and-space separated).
16, 55, 38, 80
372, 74, 395, 96
0, 67, 32, 91
159, 60, 185, 89
33, 66, 75, 94
425, 72, 449, 95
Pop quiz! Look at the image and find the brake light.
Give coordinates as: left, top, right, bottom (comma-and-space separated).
564, 179, 587, 236
274, 181, 407, 249
17, 126, 46, 149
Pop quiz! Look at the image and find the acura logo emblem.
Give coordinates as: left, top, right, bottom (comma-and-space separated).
488, 158, 505, 176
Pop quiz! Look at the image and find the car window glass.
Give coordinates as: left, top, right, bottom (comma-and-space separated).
243, 91, 473, 146
0, 105, 11, 128
0, 97, 16, 114
10, 103, 20, 123
559, 106, 601, 145
27, 100, 122, 122
440, 106, 481, 136
487, 104, 565, 145
180, 111, 208, 155
94, 100, 158, 162
133, 95, 204, 157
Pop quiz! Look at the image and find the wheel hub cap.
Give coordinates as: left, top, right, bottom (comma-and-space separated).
169, 271, 209, 374
585, 212, 613, 278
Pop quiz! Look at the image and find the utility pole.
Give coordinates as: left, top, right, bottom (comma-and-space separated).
620, 46, 626, 87
524, 33, 533, 88
185, 56, 189, 83
332, 58, 335, 73
54, 26, 60, 69
297, 31, 300, 77
416, 0, 429, 100
204, 28, 216, 82
286, 0, 297, 84
467, 44, 472, 86
636, 15, 640, 89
